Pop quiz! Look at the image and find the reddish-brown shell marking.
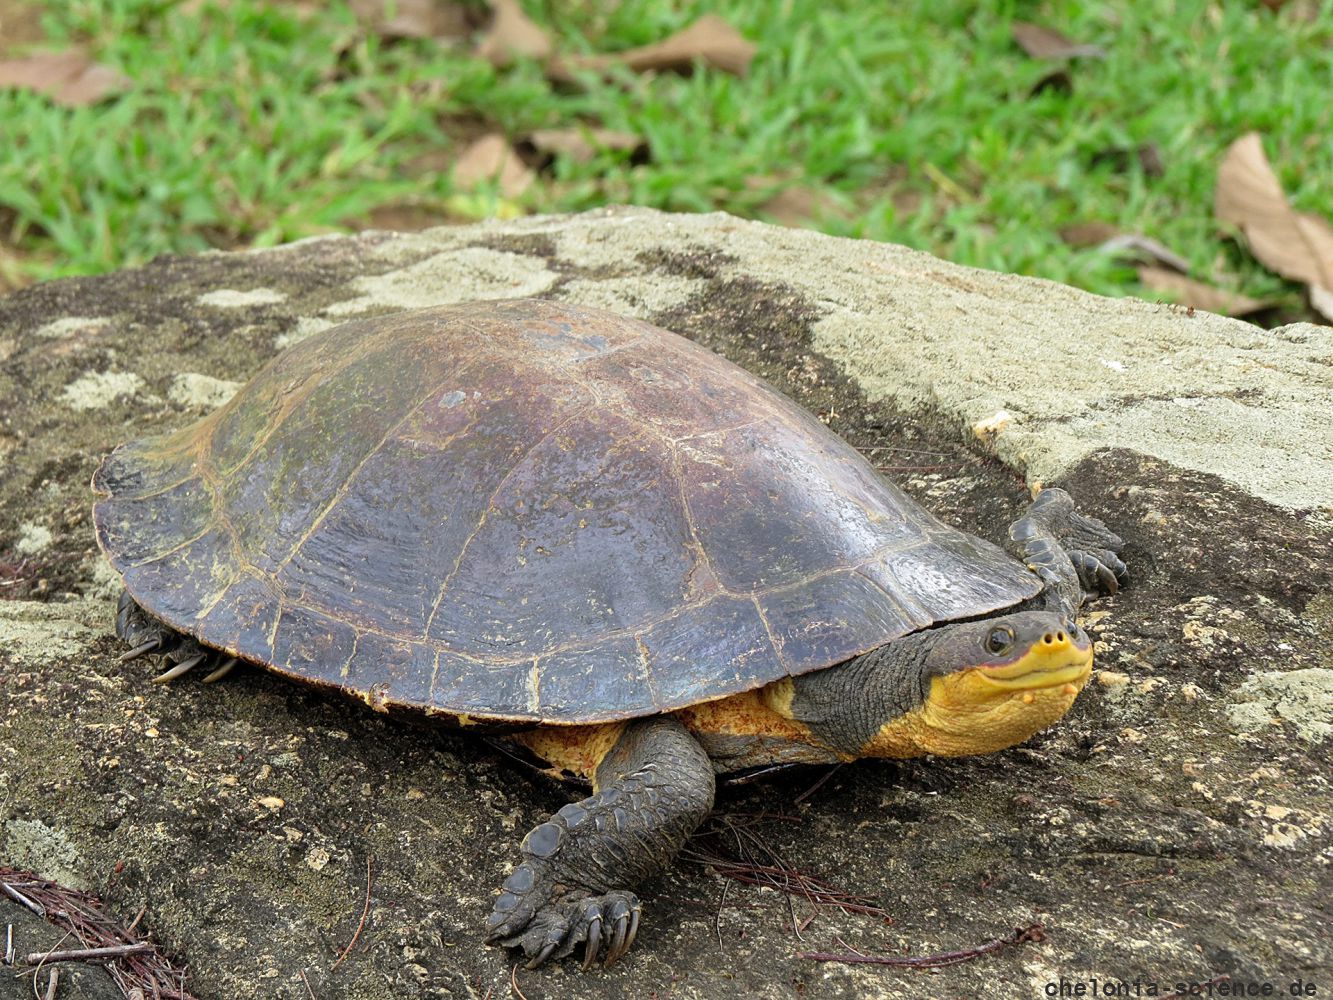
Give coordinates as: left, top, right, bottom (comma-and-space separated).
93, 299, 1040, 723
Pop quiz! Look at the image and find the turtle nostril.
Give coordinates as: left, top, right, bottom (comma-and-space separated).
1042, 633, 1054, 645
1056, 631, 1066, 643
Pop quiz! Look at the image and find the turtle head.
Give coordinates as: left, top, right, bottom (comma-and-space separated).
859, 610, 1093, 758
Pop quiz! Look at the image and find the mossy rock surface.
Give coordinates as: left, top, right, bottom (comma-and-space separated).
0, 209, 1329, 999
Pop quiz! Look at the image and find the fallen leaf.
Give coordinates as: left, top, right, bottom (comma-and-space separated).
550, 15, 756, 81
451, 133, 535, 198
1012, 22, 1105, 59
0, 0, 47, 50
350, 0, 479, 40
0, 244, 31, 295
0, 48, 129, 106
758, 186, 841, 227
1273, 0, 1324, 22
476, 0, 552, 67
1100, 234, 1191, 274
1028, 68, 1072, 96
1215, 133, 1333, 297
357, 203, 463, 231
1310, 284, 1333, 323
516, 127, 647, 168
1059, 221, 1120, 248
1060, 225, 1190, 272
1138, 266, 1270, 317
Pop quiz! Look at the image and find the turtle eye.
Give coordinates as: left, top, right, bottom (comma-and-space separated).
985, 626, 1015, 655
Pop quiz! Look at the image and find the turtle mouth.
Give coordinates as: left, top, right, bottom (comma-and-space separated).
975, 633, 1093, 692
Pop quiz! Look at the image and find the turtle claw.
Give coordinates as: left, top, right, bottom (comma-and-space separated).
153, 653, 205, 684
489, 887, 642, 970
581, 915, 602, 971
526, 938, 560, 970
118, 637, 161, 663
605, 896, 632, 965
203, 657, 238, 683
1071, 548, 1125, 595
623, 907, 640, 958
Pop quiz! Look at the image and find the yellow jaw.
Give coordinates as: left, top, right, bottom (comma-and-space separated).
862, 635, 1093, 759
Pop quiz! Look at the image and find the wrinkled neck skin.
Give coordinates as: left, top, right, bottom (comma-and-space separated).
780, 631, 939, 756
775, 613, 1092, 760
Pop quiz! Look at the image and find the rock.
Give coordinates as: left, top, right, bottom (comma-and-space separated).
166, 371, 242, 411
0, 208, 1329, 999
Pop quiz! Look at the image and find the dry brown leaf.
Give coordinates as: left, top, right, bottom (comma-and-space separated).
551, 15, 756, 81
1012, 22, 1105, 59
517, 127, 647, 167
758, 186, 841, 227
358, 203, 462, 231
1310, 283, 1333, 323
0, 48, 129, 106
1029, 68, 1072, 96
1101, 234, 1191, 273
451, 134, 535, 198
1215, 133, 1333, 297
1138, 266, 1270, 317
476, 0, 552, 67
0, 0, 47, 51
1060, 224, 1190, 272
349, 0, 478, 40
1059, 221, 1120, 247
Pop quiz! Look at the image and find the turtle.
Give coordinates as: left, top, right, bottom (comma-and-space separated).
92, 297, 1126, 970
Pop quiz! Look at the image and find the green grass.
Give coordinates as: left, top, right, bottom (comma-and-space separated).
2, 0, 1332, 310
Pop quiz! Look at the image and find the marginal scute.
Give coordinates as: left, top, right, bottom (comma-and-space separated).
93, 298, 1041, 724
757, 568, 926, 673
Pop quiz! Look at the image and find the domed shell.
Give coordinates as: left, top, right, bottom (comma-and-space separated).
93, 298, 1039, 723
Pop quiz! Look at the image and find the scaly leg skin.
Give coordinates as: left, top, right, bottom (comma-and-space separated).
1008, 488, 1127, 619
115, 590, 238, 683
486, 716, 716, 970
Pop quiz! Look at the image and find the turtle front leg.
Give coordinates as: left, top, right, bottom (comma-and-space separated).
1009, 488, 1127, 618
486, 716, 715, 969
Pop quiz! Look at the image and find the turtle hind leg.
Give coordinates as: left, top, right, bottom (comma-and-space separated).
486, 716, 715, 969
113, 590, 236, 684
1009, 488, 1127, 618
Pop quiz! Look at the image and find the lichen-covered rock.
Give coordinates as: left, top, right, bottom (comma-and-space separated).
1, 209, 1329, 1000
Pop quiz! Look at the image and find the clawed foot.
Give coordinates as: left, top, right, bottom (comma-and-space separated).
115, 590, 238, 684
486, 872, 641, 970
484, 716, 712, 971
1010, 488, 1127, 611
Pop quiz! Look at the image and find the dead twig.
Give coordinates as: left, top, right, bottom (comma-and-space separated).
862, 445, 952, 457
42, 967, 57, 1000
1114, 867, 1176, 888
510, 963, 530, 1000
24, 943, 153, 965
330, 855, 374, 971
682, 814, 891, 924
0, 866, 198, 1000
792, 765, 841, 806
2, 883, 46, 918
875, 464, 964, 474
798, 922, 1045, 968
299, 968, 318, 999
713, 877, 729, 951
